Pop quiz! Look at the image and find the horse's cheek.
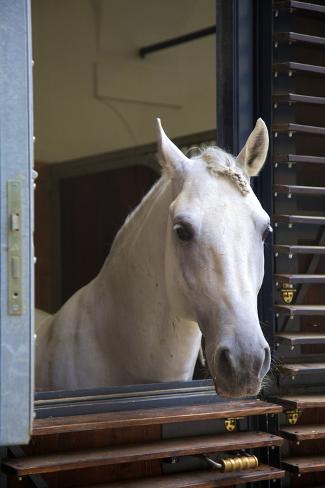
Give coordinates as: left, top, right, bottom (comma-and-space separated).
177, 250, 196, 294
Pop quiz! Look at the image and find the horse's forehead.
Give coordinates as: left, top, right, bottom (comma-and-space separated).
176, 170, 267, 222
181, 166, 245, 205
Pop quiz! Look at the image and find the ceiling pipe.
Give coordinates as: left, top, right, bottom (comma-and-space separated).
139, 25, 216, 58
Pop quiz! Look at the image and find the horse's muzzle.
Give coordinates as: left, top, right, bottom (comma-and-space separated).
211, 343, 271, 398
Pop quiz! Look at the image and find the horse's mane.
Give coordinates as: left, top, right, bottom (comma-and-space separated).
108, 176, 169, 259
193, 146, 250, 196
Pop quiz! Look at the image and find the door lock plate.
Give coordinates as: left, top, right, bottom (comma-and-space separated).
7, 181, 22, 315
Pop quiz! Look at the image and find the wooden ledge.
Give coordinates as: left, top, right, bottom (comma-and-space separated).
274, 32, 325, 47
273, 93, 325, 106
281, 362, 325, 376
273, 184, 325, 196
273, 123, 325, 136
82, 464, 285, 487
275, 332, 325, 346
32, 401, 282, 436
275, 1, 325, 15
274, 245, 325, 255
274, 154, 325, 164
274, 274, 325, 284
2, 432, 283, 476
274, 214, 325, 225
281, 424, 325, 441
273, 61, 325, 76
274, 304, 325, 316
275, 273, 325, 284
283, 455, 325, 474
271, 394, 325, 409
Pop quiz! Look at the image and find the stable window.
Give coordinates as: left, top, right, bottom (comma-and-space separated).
0, 0, 274, 446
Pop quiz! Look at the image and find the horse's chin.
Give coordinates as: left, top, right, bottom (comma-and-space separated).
213, 379, 262, 399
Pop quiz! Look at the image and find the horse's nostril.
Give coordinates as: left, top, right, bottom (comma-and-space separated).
218, 347, 234, 374
260, 346, 271, 378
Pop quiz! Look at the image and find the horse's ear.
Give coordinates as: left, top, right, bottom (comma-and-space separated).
236, 118, 269, 177
156, 118, 190, 174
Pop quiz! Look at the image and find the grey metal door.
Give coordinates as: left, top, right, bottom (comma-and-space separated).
0, 0, 34, 445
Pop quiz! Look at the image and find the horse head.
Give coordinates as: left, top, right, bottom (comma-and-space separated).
157, 118, 271, 397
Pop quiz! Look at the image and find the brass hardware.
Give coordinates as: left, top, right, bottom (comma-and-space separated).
202, 453, 258, 472
225, 417, 244, 431
221, 454, 258, 472
286, 409, 299, 425
7, 181, 22, 315
281, 282, 296, 304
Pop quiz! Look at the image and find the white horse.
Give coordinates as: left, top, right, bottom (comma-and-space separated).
36, 118, 271, 397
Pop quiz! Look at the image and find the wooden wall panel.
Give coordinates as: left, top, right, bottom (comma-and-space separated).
34, 163, 158, 311
59, 166, 158, 304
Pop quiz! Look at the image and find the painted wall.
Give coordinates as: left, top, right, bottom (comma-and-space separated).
32, 0, 216, 162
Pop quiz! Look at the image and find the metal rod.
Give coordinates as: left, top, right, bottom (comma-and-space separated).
200, 453, 259, 472
202, 453, 223, 470
139, 26, 216, 58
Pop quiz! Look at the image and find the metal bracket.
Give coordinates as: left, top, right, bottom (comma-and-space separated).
286, 409, 300, 425
225, 417, 244, 432
7, 180, 22, 315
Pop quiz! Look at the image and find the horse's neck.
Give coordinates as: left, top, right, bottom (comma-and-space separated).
100, 176, 171, 322
95, 176, 201, 381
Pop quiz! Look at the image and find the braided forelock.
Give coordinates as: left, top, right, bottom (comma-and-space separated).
196, 147, 250, 196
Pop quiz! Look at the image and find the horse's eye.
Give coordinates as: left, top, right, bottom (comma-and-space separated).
263, 224, 273, 241
173, 223, 194, 241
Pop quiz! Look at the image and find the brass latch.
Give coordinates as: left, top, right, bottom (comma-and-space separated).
286, 409, 300, 425
202, 453, 258, 472
225, 417, 244, 432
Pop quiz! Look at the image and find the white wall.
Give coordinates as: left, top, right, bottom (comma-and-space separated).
32, 0, 216, 162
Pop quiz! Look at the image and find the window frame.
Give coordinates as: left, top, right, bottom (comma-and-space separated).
34, 0, 274, 419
